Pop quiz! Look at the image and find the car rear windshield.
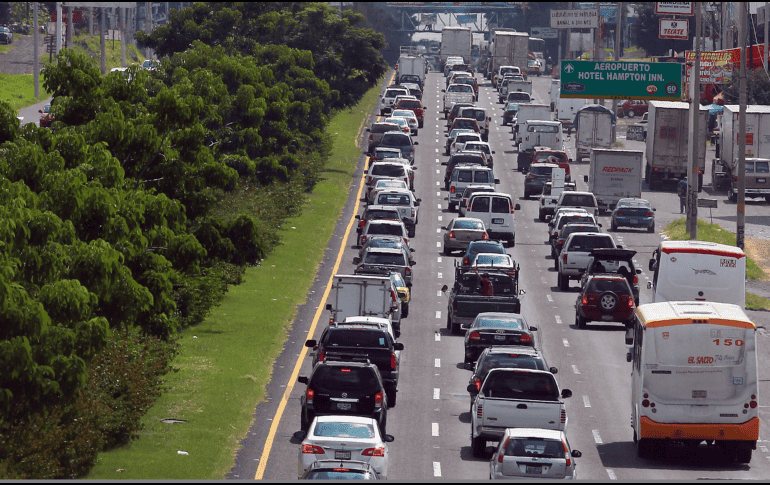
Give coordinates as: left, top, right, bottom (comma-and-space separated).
327, 329, 391, 348
508, 93, 531, 102
461, 109, 486, 121
562, 225, 600, 238
567, 235, 614, 251
457, 134, 481, 143
448, 84, 473, 93
385, 89, 407, 98
454, 120, 478, 129
364, 252, 407, 266
453, 219, 484, 230
747, 161, 770, 173
474, 171, 491, 183
366, 210, 400, 220
367, 223, 404, 236
468, 242, 504, 256
491, 197, 511, 213
475, 316, 523, 329
371, 123, 400, 134
312, 366, 381, 393
465, 143, 490, 154
371, 165, 405, 177
481, 371, 559, 401
558, 216, 594, 230
399, 100, 421, 109
527, 124, 558, 133
479, 355, 546, 376
313, 421, 375, 439
376, 194, 411, 206
463, 187, 494, 198
586, 278, 631, 295
380, 134, 411, 146
562, 194, 596, 206
530, 166, 553, 176
474, 254, 511, 266
457, 170, 474, 182
504, 438, 564, 458
457, 273, 516, 296
374, 149, 401, 158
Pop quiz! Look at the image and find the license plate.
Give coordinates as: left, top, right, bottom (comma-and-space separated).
336, 402, 352, 411
693, 390, 707, 398
492, 218, 504, 224
758, 178, 766, 183
630, 218, 638, 224
526, 465, 542, 474
494, 335, 506, 341
602, 315, 613, 321
335, 451, 351, 460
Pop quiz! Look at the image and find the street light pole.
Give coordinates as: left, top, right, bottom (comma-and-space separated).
737, 3, 747, 250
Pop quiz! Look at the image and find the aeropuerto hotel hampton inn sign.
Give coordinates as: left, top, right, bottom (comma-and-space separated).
560, 60, 683, 100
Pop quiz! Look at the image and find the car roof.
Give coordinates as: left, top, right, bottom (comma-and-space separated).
366, 218, 407, 226
589, 248, 636, 259
483, 345, 542, 356
530, 163, 560, 169
365, 205, 401, 212
505, 428, 565, 440
364, 247, 406, 254
375, 147, 402, 152
469, 191, 512, 199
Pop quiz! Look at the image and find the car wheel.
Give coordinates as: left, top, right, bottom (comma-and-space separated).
379, 412, 387, 435
452, 319, 462, 335
418, 120, 424, 128
408, 226, 415, 238
414, 130, 418, 136
648, 222, 655, 233
442, 244, 451, 256
611, 219, 617, 231
599, 291, 619, 313
449, 202, 456, 212
539, 210, 545, 222
402, 302, 409, 318
471, 435, 486, 458
628, 109, 636, 118
735, 447, 753, 464
576, 313, 586, 329
301, 411, 309, 432
554, 256, 559, 270
446, 314, 452, 331
386, 384, 397, 408
558, 272, 568, 291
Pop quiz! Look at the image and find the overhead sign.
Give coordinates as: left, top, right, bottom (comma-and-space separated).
685, 50, 733, 84
560, 61, 683, 100
655, 2, 694, 16
531, 27, 558, 39
550, 9, 599, 29
659, 19, 689, 40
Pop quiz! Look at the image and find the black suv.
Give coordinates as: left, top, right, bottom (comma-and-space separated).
306, 322, 404, 405
297, 357, 388, 433
524, 163, 559, 199
580, 248, 642, 306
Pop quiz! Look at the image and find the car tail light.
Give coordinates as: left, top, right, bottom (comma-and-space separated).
481, 233, 489, 240
390, 351, 398, 370
405, 266, 411, 277
541, 199, 545, 206
368, 176, 372, 184
553, 231, 558, 238
411, 208, 415, 218
474, 376, 482, 391
306, 388, 314, 405
374, 392, 384, 410
451, 186, 456, 193
318, 350, 325, 362
527, 173, 536, 178
362, 447, 385, 457
369, 134, 373, 141
476, 403, 483, 418
582, 296, 588, 305
361, 236, 367, 244
627, 297, 634, 308
616, 210, 623, 216
469, 331, 481, 340
403, 238, 408, 244
404, 177, 409, 185
302, 444, 325, 454
646, 211, 654, 217
734, 176, 738, 182
562, 441, 571, 466
359, 220, 366, 228
563, 253, 568, 264
520, 334, 532, 344
463, 256, 470, 265
390, 289, 397, 302
561, 409, 567, 424
510, 204, 515, 214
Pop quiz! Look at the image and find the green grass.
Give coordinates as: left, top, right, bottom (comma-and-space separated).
0, 73, 50, 110
662, 218, 770, 310
40, 33, 145, 70
0, 43, 14, 54
85, 76, 385, 480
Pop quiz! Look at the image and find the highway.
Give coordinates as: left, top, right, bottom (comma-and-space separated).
229, 71, 770, 481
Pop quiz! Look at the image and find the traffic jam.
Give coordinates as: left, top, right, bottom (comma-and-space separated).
286, 52, 762, 481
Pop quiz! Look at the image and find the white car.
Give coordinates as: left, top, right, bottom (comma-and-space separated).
368, 178, 409, 204
297, 415, 394, 479
489, 428, 581, 480
450, 132, 482, 157
391, 109, 419, 135
386, 116, 411, 134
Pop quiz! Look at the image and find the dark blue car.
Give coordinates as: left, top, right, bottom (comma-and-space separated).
610, 198, 655, 233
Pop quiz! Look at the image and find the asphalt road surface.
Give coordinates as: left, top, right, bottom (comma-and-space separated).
228, 71, 770, 481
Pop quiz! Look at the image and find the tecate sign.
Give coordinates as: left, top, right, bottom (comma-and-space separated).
655, 2, 694, 16
659, 19, 688, 40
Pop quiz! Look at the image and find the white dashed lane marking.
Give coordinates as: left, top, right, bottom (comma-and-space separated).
435, 310, 441, 319
433, 462, 441, 477
555, 315, 562, 325
435, 358, 440, 367
592, 430, 603, 444
432, 423, 439, 436
583, 395, 591, 407
433, 388, 440, 399
563, 338, 570, 348
572, 365, 580, 374
437, 273, 442, 279
607, 469, 617, 480
434, 332, 441, 341
547, 295, 553, 302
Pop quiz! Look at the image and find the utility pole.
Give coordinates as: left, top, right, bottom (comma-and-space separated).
100, 7, 106, 74
120, 7, 126, 68
56, 2, 61, 54
737, 3, 747, 250
764, 2, 769, 71
686, 1, 701, 239
593, 7, 600, 104
611, 2, 622, 117
33, 2, 39, 99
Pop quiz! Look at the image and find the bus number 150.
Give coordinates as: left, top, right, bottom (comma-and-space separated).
713, 339, 744, 346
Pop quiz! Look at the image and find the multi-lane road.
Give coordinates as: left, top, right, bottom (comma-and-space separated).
228, 71, 770, 481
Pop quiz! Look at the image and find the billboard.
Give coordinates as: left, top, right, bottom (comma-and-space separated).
560, 60, 683, 100
659, 19, 688, 40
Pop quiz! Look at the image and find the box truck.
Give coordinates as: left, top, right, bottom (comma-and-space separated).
489, 31, 529, 83
325, 274, 403, 335
645, 101, 707, 191
574, 104, 616, 163
397, 55, 427, 86
586, 149, 644, 213
440, 26, 472, 66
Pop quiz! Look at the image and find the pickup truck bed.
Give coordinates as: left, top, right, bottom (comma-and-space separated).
444, 270, 523, 334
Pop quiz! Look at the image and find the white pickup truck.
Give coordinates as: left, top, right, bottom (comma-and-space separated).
556, 232, 617, 291
442, 84, 475, 116
537, 170, 577, 222
469, 368, 573, 457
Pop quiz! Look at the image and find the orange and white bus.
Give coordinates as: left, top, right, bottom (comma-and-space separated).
627, 301, 758, 463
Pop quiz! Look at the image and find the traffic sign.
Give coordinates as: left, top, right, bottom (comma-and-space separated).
560, 60, 683, 100
531, 27, 558, 39
659, 19, 689, 40
550, 9, 599, 29
655, 2, 694, 16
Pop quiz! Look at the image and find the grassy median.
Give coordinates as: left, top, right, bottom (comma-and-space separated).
86, 77, 384, 480
0, 73, 50, 110
662, 218, 770, 310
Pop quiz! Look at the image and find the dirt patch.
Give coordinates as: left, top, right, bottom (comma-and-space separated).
745, 238, 770, 281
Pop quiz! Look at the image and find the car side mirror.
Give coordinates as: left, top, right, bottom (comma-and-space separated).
495, 179, 501, 184
384, 434, 395, 443
352, 257, 361, 265
583, 175, 588, 183
441, 162, 447, 166
636, 269, 642, 274
325, 304, 332, 311
617, 245, 623, 249
444, 134, 449, 137
355, 215, 360, 219
413, 142, 419, 145
648, 259, 656, 272
293, 430, 307, 441
519, 289, 526, 295
561, 389, 572, 398
514, 204, 521, 210
441, 284, 449, 293
653, 208, 657, 211
598, 223, 603, 227
410, 248, 415, 252
647, 281, 653, 289
491, 151, 496, 154
467, 384, 477, 393
365, 128, 370, 132
305, 340, 317, 348
423, 106, 427, 109
38, 109, 43, 113
549, 367, 558, 374
414, 201, 420, 207
393, 342, 405, 351
529, 326, 538, 331
487, 117, 491, 121
410, 261, 416, 266
569, 158, 573, 163
626, 351, 633, 362
571, 450, 582, 458
298, 376, 309, 384
460, 323, 470, 330
364, 170, 368, 174
441, 89, 446, 92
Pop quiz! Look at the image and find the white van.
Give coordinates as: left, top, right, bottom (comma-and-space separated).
647, 241, 746, 308
448, 165, 497, 212
464, 192, 521, 246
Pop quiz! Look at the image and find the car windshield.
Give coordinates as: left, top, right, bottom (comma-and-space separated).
528, 124, 558, 133
364, 252, 406, 266
504, 438, 564, 458
313, 421, 376, 439
479, 354, 546, 376
586, 278, 631, 295
562, 194, 596, 206
481, 371, 559, 401
312, 366, 381, 392
474, 316, 523, 329
453, 219, 484, 230
371, 165, 405, 177
376, 194, 411, 206
367, 223, 404, 236
380, 134, 411, 146
568, 235, 614, 251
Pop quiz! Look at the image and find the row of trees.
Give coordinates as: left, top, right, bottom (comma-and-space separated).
0, 2, 387, 478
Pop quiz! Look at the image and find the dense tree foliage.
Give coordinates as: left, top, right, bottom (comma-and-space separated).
136, 2, 388, 109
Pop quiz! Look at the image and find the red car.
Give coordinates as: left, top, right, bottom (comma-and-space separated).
38, 105, 54, 127
394, 98, 426, 128
619, 100, 648, 118
574, 275, 636, 328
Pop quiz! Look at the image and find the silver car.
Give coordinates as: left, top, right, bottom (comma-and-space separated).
489, 428, 581, 480
442, 217, 488, 255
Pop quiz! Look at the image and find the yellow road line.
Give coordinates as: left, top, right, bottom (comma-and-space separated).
253, 71, 394, 480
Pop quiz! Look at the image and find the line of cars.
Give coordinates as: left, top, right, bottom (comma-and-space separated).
292, 85, 430, 479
